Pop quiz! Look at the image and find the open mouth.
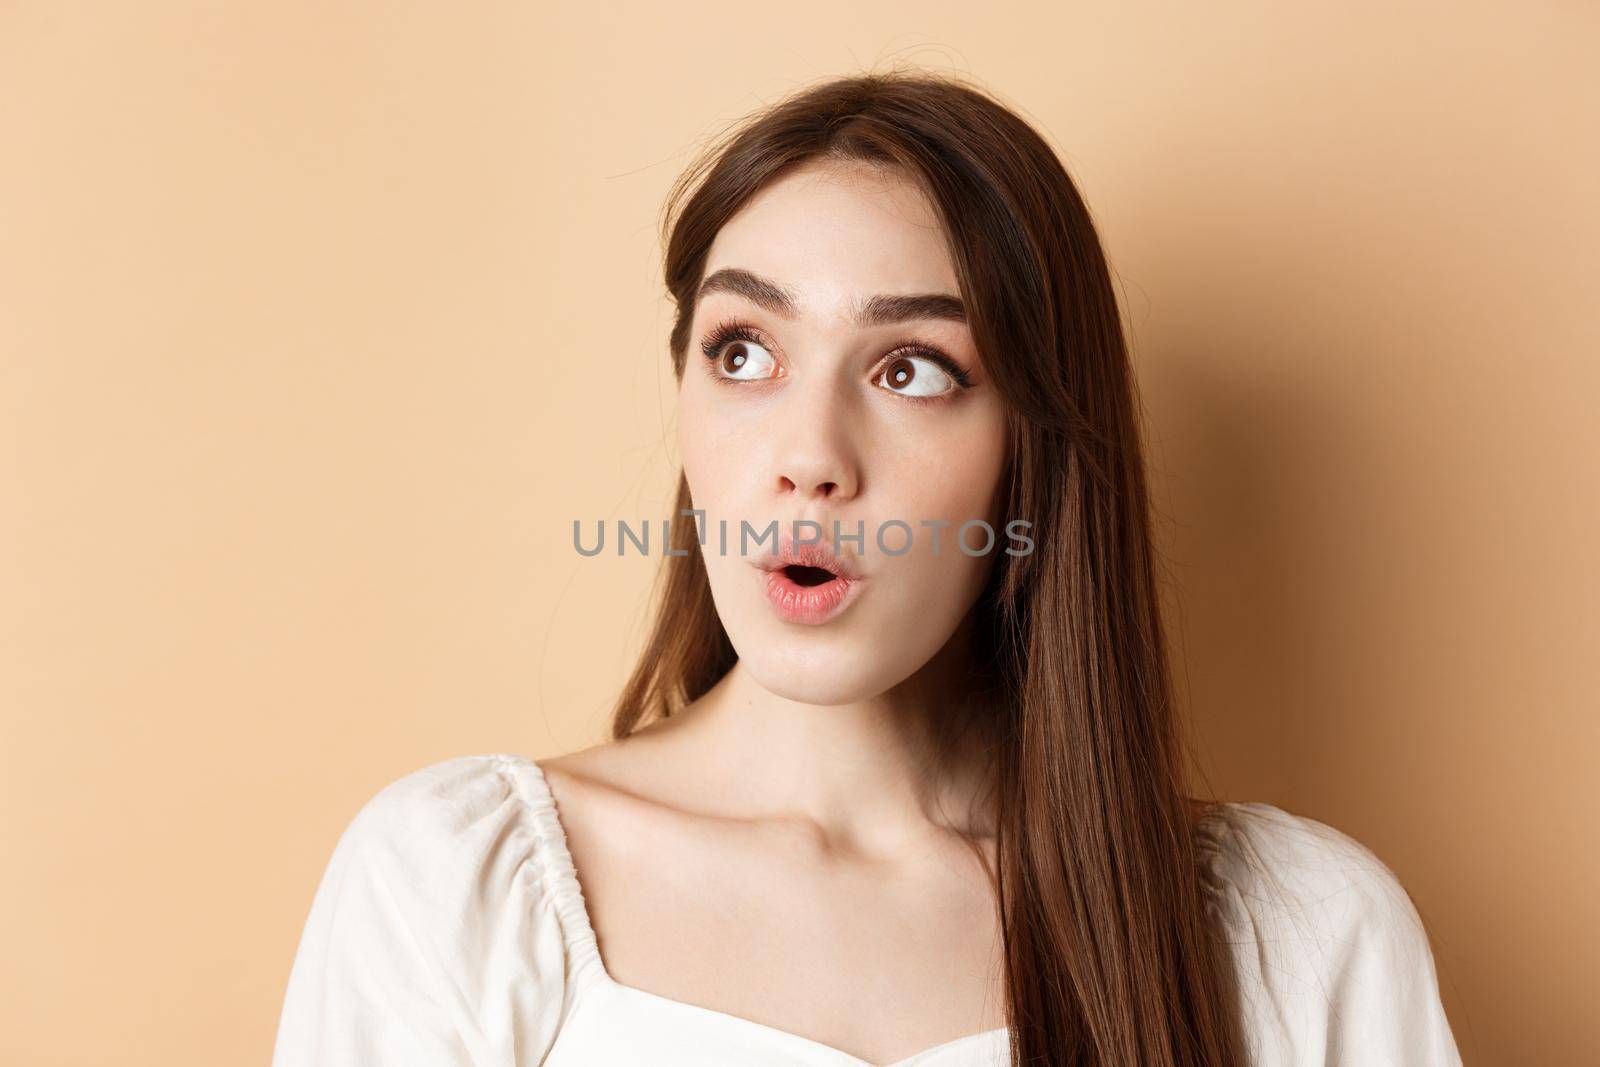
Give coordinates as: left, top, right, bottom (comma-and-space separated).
782, 563, 838, 587
760, 558, 861, 624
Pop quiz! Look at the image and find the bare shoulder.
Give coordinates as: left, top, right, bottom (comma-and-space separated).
533, 722, 712, 865
537, 719, 687, 801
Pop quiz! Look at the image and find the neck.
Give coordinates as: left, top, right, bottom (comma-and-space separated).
658, 617, 1001, 857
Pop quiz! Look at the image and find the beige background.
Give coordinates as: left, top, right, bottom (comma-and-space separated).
2, 2, 1594, 1063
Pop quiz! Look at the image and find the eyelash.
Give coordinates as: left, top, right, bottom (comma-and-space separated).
697, 318, 973, 404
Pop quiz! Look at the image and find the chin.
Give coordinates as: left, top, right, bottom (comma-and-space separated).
707, 573, 974, 707
739, 654, 892, 707
730, 626, 938, 707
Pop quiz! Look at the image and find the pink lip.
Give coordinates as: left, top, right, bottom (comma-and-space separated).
754, 531, 865, 580
760, 566, 862, 625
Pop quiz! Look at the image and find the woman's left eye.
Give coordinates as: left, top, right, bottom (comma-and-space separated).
877, 354, 957, 398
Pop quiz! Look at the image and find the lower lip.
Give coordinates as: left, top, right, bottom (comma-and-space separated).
760, 567, 862, 625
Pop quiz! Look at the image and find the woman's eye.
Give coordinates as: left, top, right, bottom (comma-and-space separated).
877, 355, 956, 398
713, 339, 780, 381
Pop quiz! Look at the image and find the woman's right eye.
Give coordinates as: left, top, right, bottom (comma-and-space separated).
710, 338, 780, 381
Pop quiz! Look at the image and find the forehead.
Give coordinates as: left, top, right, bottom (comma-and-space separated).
701, 160, 959, 311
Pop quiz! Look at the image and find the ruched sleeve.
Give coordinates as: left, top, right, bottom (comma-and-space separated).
271, 754, 572, 1067
1197, 802, 1462, 1066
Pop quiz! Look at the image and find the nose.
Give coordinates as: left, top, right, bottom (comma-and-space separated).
778, 465, 852, 500
771, 380, 861, 503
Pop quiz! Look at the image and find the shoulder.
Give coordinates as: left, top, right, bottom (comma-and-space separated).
1196, 801, 1422, 937
1195, 801, 1462, 1063
335, 752, 596, 946
328, 753, 553, 902
346, 752, 541, 856
271, 753, 580, 1065
534, 732, 721, 853
1198, 801, 1396, 887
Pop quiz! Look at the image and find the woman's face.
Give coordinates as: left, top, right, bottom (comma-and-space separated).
676, 159, 1010, 706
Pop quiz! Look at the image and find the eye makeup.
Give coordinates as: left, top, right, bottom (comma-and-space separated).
697, 316, 975, 404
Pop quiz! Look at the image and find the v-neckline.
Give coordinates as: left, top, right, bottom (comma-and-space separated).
519, 755, 1012, 1067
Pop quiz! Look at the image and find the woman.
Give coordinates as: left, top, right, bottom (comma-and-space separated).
271, 71, 1462, 1066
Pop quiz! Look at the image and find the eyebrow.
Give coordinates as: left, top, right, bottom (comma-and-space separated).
697, 267, 967, 327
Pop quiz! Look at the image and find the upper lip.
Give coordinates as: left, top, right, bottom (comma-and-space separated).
752, 531, 864, 580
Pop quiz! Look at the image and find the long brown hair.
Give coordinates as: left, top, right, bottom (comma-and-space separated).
609, 69, 1246, 1066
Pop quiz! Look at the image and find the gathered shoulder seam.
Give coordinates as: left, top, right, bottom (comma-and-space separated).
488, 753, 608, 995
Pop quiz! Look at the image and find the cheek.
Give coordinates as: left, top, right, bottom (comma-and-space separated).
874, 412, 1008, 618
891, 405, 1008, 529
676, 381, 728, 503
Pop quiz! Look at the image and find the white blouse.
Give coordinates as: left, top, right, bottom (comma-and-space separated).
270, 753, 1463, 1066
